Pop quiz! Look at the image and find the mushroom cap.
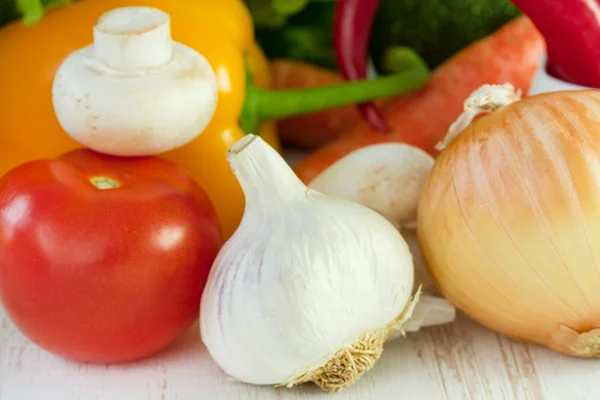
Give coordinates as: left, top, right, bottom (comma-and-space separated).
51, 6, 218, 156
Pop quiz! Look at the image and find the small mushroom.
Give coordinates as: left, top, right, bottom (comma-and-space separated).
309, 143, 435, 229
52, 6, 218, 156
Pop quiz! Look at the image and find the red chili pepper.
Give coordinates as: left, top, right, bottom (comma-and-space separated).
334, 0, 389, 132
511, 0, 600, 87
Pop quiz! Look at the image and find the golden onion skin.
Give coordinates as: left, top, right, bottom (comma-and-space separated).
418, 90, 600, 357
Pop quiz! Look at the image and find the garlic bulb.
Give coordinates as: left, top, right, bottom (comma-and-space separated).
308, 143, 435, 230
200, 135, 454, 392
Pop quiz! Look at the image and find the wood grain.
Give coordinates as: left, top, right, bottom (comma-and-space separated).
3, 308, 598, 400
2, 230, 599, 400
1, 149, 599, 399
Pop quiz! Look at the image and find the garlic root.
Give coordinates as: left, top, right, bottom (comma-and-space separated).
287, 289, 422, 392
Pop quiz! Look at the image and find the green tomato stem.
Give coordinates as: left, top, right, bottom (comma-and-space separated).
90, 177, 120, 190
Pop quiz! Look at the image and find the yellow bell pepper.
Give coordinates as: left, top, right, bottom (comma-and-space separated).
0, 0, 429, 239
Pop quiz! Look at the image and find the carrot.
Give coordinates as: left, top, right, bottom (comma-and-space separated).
293, 16, 544, 183
270, 59, 388, 149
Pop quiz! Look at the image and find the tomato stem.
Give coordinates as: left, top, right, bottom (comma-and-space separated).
90, 177, 120, 190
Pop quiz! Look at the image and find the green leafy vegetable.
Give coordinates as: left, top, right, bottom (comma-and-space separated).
246, 0, 521, 73
272, 0, 309, 15
370, 0, 521, 70
16, 0, 44, 24
1, 0, 72, 26
250, 1, 338, 69
245, 0, 335, 28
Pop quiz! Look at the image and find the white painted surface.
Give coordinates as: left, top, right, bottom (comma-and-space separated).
2, 151, 600, 399
2, 230, 600, 400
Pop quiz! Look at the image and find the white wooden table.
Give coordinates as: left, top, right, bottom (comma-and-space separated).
2, 230, 600, 400
2, 152, 600, 399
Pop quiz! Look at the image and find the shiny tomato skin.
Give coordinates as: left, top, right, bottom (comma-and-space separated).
0, 149, 222, 363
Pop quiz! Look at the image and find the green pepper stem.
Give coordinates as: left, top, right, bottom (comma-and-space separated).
262, 68, 428, 120
239, 52, 430, 134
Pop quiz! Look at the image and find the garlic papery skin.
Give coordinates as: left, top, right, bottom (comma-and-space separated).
52, 6, 218, 157
387, 295, 456, 340
308, 143, 435, 230
200, 135, 420, 392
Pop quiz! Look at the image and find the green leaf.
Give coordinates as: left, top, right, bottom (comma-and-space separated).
251, 0, 338, 70
382, 46, 431, 74
10, 0, 73, 26
249, 6, 288, 28
16, 0, 43, 25
272, 0, 309, 15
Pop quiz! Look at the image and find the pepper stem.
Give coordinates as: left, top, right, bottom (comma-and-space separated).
239, 50, 430, 134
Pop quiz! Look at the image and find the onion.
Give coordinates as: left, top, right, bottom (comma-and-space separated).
418, 84, 600, 357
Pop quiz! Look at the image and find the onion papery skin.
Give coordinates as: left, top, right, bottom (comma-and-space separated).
418, 90, 600, 357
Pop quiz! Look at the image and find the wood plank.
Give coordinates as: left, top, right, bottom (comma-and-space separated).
2, 222, 600, 399
4, 307, 599, 400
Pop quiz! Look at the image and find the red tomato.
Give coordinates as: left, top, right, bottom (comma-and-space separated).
0, 149, 222, 363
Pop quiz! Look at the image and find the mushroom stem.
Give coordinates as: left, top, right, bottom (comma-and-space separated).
93, 7, 173, 72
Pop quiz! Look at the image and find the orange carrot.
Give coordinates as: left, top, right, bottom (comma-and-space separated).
293, 16, 544, 183
271, 59, 387, 149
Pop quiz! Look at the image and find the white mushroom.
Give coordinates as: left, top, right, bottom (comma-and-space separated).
52, 6, 218, 156
308, 143, 435, 229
